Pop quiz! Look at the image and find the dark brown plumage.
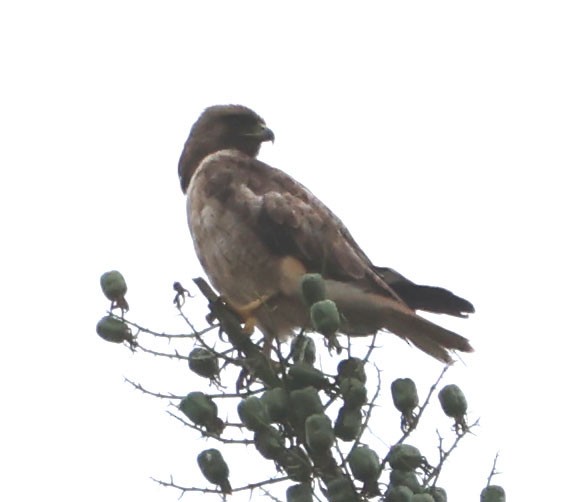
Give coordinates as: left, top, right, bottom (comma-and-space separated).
179, 105, 474, 363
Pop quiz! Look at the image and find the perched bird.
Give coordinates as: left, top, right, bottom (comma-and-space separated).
178, 105, 474, 363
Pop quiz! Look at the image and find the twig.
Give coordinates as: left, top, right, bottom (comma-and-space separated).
404, 365, 450, 443
486, 451, 501, 486
124, 378, 185, 399
425, 418, 480, 487
151, 474, 291, 494
133, 342, 190, 361
259, 487, 284, 502
124, 378, 264, 400
362, 332, 379, 364
175, 305, 241, 366
111, 314, 209, 339
167, 411, 253, 445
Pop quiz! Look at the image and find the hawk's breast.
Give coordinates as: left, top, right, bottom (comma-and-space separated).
186, 150, 281, 308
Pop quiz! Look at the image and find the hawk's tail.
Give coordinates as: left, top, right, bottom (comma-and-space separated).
375, 304, 473, 363
326, 280, 473, 363
374, 266, 475, 318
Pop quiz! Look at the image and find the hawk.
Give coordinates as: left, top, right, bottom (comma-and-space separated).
178, 105, 474, 363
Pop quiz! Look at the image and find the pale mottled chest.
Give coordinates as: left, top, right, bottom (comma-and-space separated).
186, 164, 278, 305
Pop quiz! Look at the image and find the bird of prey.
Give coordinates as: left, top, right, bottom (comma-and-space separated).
178, 105, 474, 363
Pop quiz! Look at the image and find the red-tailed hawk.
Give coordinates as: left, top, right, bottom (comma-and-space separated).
178, 105, 474, 363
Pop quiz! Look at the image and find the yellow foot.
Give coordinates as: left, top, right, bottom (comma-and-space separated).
226, 295, 273, 335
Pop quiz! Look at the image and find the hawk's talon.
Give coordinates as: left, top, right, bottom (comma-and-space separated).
223, 294, 273, 335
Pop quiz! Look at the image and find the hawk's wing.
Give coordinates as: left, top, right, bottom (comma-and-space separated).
198, 151, 400, 301
197, 151, 473, 317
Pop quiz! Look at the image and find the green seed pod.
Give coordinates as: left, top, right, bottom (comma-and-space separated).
339, 377, 367, 409
348, 445, 381, 496
290, 387, 324, 425
100, 270, 127, 300
429, 487, 447, 502
386, 484, 414, 502
411, 494, 435, 502
337, 357, 367, 383
438, 384, 467, 418
326, 476, 359, 502
261, 387, 289, 423
279, 447, 312, 482
480, 485, 505, 502
96, 315, 133, 344
99, 270, 129, 310
387, 444, 424, 471
286, 483, 314, 502
179, 392, 224, 434
254, 425, 286, 460
305, 414, 334, 453
237, 396, 269, 431
197, 448, 231, 494
187, 348, 220, 379
288, 364, 329, 390
391, 378, 419, 414
389, 469, 422, 494
301, 273, 327, 306
310, 300, 341, 336
290, 334, 317, 366
334, 406, 362, 442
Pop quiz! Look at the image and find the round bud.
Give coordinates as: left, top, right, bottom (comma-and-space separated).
480, 485, 505, 502
100, 270, 127, 300
237, 396, 269, 431
188, 348, 220, 379
387, 444, 424, 471
286, 483, 313, 502
391, 378, 419, 414
96, 315, 132, 344
438, 384, 467, 418
305, 413, 335, 453
197, 448, 231, 494
310, 300, 341, 336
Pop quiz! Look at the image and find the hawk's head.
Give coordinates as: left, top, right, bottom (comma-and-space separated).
178, 105, 275, 193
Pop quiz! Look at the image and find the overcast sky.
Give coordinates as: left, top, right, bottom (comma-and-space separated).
1, 1, 582, 501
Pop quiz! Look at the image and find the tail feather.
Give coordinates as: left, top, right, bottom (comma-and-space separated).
326, 280, 473, 363
382, 308, 473, 364
374, 266, 475, 317
392, 283, 475, 317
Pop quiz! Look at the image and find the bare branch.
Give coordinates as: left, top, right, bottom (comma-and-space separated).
259, 486, 284, 502
425, 418, 480, 487
124, 378, 185, 400
133, 342, 190, 361
486, 451, 501, 486
362, 332, 378, 364
166, 411, 253, 445
407, 365, 450, 443
151, 474, 291, 494
111, 314, 207, 339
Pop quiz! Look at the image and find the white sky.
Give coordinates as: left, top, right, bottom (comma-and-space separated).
1, 1, 582, 501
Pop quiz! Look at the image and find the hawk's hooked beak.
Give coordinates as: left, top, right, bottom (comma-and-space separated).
246, 124, 275, 143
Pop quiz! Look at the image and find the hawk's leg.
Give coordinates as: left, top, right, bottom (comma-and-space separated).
225, 294, 274, 335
